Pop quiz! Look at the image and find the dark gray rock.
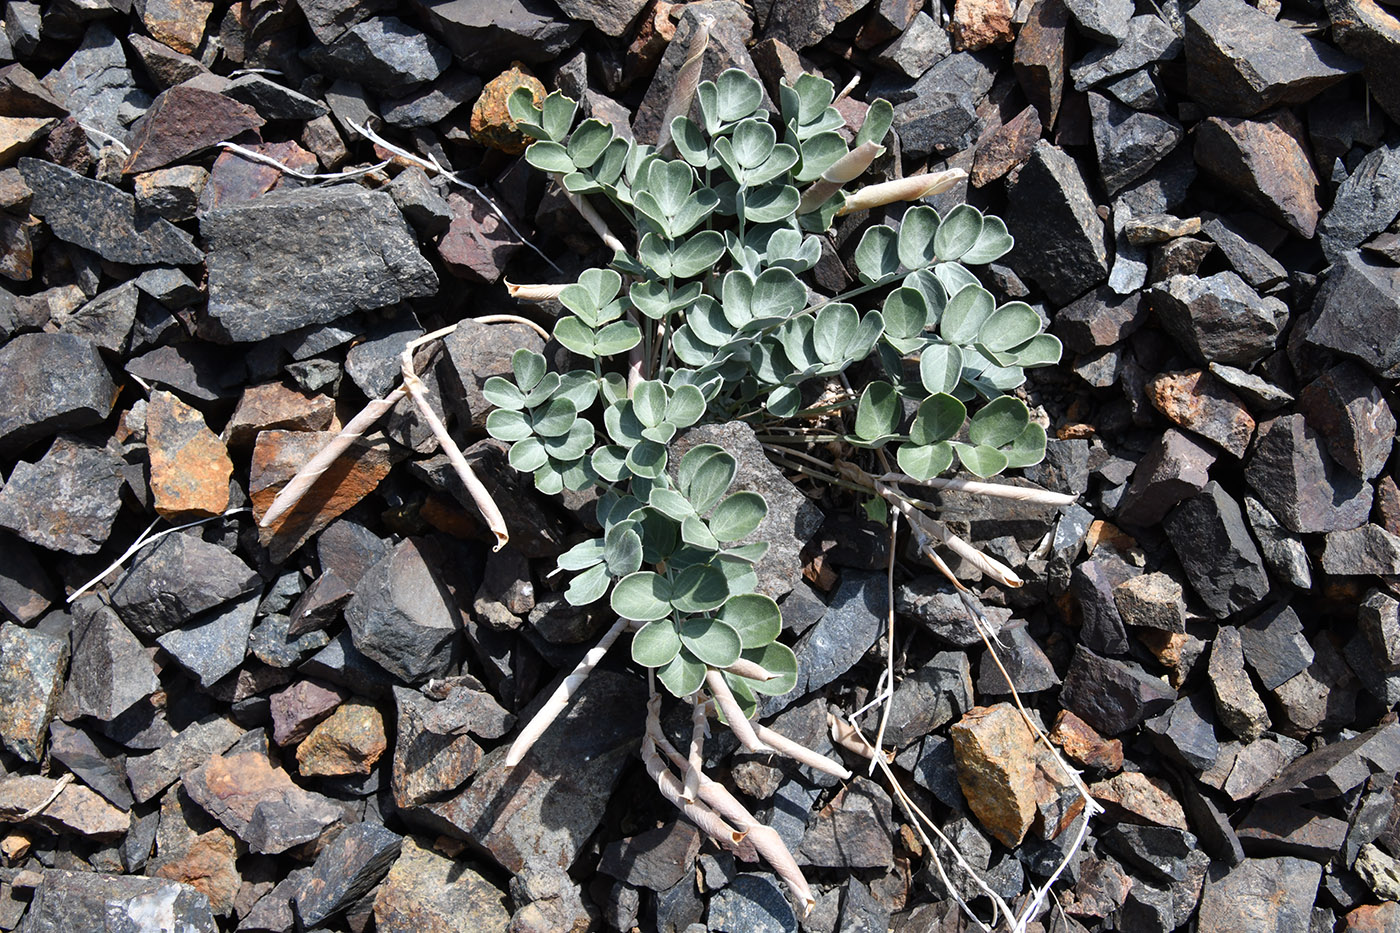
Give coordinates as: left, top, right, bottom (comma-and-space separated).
0, 531, 55, 623
52, 281, 138, 354
134, 267, 201, 308
156, 592, 257, 688
125, 714, 243, 803
1147, 272, 1285, 367
764, 0, 867, 49
761, 573, 884, 717
47, 720, 133, 810
872, 12, 950, 79
1052, 286, 1147, 353
1306, 250, 1400, 379
1344, 631, 1400, 705
1326, 0, 1400, 123
199, 185, 437, 343
61, 597, 158, 723
1270, 634, 1360, 737
1071, 15, 1181, 90
598, 821, 702, 892
46, 23, 151, 136
18, 870, 215, 933
1066, 0, 1133, 43
110, 531, 260, 638
1118, 145, 1198, 214
248, 613, 331, 668
345, 538, 459, 684
297, 0, 392, 43
1186, 0, 1358, 116
1261, 721, 1400, 800
1296, 362, 1396, 481
223, 73, 329, 121
707, 873, 797, 933
1360, 588, 1400, 669
881, 651, 973, 747
1246, 413, 1373, 534
381, 70, 480, 128
1113, 572, 1186, 632
1238, 798, 1350, 860
17, 158, 201, 266
390, 685, 484, 807
1194, 110, 1320, 238
1244, 495, 1313, 589
296, 822, 402, 927
1320, 140, 1400, 263
303, 16, 450, 92
1200, 214, 1289, 290
1196, 856, 1321, 932
1164, 482, 1270, 619
416, 0, 585, 72
1322, 524, 1400, 575
672, 422, 824, 601
897, 578, 1011, 646
345, 307, 424, 398
1088, 92, 1183, 194
1208, 362, 1295, 413
1059, 645, 1177, 735
634, 2, 761, 142
797, 776, 895, 868
0, 435, 123, 555
892, 52, 995, 158
0, 622, 68, 762
1005, 140, 1110, 304
1023, 439, 1091, 496
1101, 824, 1210, 886
975, 623, 1062, 694
1072, 559, 1133, 655
1144, 693, 1220, 771
1241, 604, 1315, 690
553, 0, 649, 36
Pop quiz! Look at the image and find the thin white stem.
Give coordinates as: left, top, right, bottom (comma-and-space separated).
564, 189, 625, 253
258, 388, 406, 529
68, 508, 252, 603
18, 773, 74, 820
870, 508, 900, 773
78, 124, 131, 155
705, 669, 770, 753
832, 73, 861, 105
642, 723, 748, 846
217, 141, 390, 181
684, 693, 708, 801
874, 473, 1077, 506
719, 657, 775, 681
505, 617, 632, 766
474, 313, 552, 341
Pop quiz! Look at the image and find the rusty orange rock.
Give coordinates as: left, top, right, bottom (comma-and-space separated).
470, 64, 546, 155
1146, 368, 1256, 458
1090, 770, 1188, 831
223, 381, 336, 449
148, 389, 233, 520
950, 703, 1040, 847
1050, 709, 1124, 772
952, 0, 1015, 49
296, 699, 388, 776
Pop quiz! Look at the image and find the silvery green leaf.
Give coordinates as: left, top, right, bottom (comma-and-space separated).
604, 522, 644, 576
666, 384, 706, 428
554, 371, 600, 411
778, 316, 819, 374
626, 440, 668, 478
592, 319, 643, 356
789, 73, 835, 126
730, 118, 777, 169
972, 361, 1026, 393
540, 90, 577, 141
697, 79, 723, 134
719, 671, 757, 720
853, 224, 901, 285
567, 119, 612, 168
940, 284, 995, 344
558, 537, 605, 571
641, 422, 677, 444
632, 619, 682, 667
749, 340, 794, 385
671, 116, 711, 167
521, 371, 560, 407
512, 348, 547, 392
715, 551, 759, 594
562, 171, 601, 194
968, 396, 1030, 448
898, 205, 941, 270
708, 491, 767, 541
671, 325, 719, 367
645, 158, 695, 217
767, 385, 800, 416
679, 617, 742, 666
933, 261, 979, 296
672, 565, 730, 614
1012, 333, 1063, 367
601, 372, 629, 406
897, 440, 954, 480
716, 593, 781, 649
509, 436, 548, 472
979, 301, 1043, 352
530, 397, 577, 437
541, 419, 594, 460
485, 408, 531, 442
904, 269, 948, 328
670, 230, 726, 278
649, 487, 695, 522
593, 136, 630, 186
882, 287, 930, 341
743, 643, 798, 696
639, 507, 680, 564
533, 462, 563, 494
657, 648, 706, 698
670, 187, 720, 237
561, 458, 597, 491
725, 542, 768, 563
681, 446, 736, 513
481, 376, 525, 411
855, 380, 900, 442
854, 98, 893, 149
525, 141, 575, 174
553, 318, 596, 357
507, 86, 546, 138
794, 131, 847, 183
632, 380, 668, 428
934, 203, 984, 262
1003, 421, 1048, 469
638, 232, 672, 277
765, 228, 821, 273
682, 514, 721, 550
716, 68, 764, 123
813, 302, 857, 365
611, 571, 671, 622
952, 441, 1008, 478
961, 215, 1014, 264
910, 393, 966, 444
565, 562, 610, 606
919, 342, 964, 395
604, 399, 645, 447
741, 183, 799, 223
591, 445, 630, 482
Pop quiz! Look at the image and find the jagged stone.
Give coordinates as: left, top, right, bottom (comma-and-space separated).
1088, 92, 1183, 194
1060, 646, 1177, 735
110, 531, 259, 638
1241, 604, 1315, 690
0, 435, 123, 555
1194, 110, 1321, 238
1005, 140, 1110, 304
1296, 362, 1396, 481
1246, 413, 1373, 534
1147, 272, 1284, 368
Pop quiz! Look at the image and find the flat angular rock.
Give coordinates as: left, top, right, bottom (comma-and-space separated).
707, 873, 798, 933
1209, 625, 1272, 741
199, 185, 437, 343
874, 12, 952, 81
1326, 0, 1400, 124
122, 85, 264, 174
0, 435, 123, 554
0, 623, 68, 762
110, 531, 259, 638
881, 651, 973, 747
1322, 524, 1400, 575
1361, 588, 1400, 669
1262, 721, 1400, 801
304, 15, 450, 92
156, 592, 257, 688
224, 382, 335, 449
1306, 250, 1400, 379
634, 2, 760, 142
1051, 709, 1124, 771
1271, 635, 1360, 737
0, 531, 55, 623
1014, 0, 1071, 127
438, 189, 524, 283
1072, 559, 1132, 655
1194, 110, 1320, 238
1005, 140, 1110, 304
0, 331, 116, 454
1147, 272, 1284, 367
1246, 413, 1373, 534
125, 715, 243, 804
223, 73, 328, 121
975, 623, 1062, 694
296, 698, 387, 776
1320, 140, 1400, 263
373, 835, 511, 932
0, 774, 128, 837
147, 389, 232, 520
1241, 604, 1315, 690
1071, 14, 1181, 90
1113, 572, 1185, 632
1060, 645, 1176, 735
414, 668, 644, 873
1165, 481, 1269, 618
1066, 0, 1132, 43
47, 24, 150, 137
1196, 856, 1321, 932
797, 776, 896, 867
345, 538, 459, 684
0, 63, 64, 116
1186, 0, 1358, 116
415, 0, 584, 72
896, 580, 1010, 646
17, 158, 201, 266
1089, 92, 1183, 194
127, 33, 209, 88
599, 821, 702, 891
53, 281, 139, 353
271, 679, 347, 747
1117, 428, 1216, 526
294, 822, 402, 927
890, 53, 991, 159
63, 596, 159, 723
950, 704, 1040, 847
182, 746, 342, 854
390, 686, 483, 807
1144, 693, 1220, 770
1091, 771, 1187, 830
762, 573, 884, 717
1296, 362, 1396, 480
1146, 369, 1255, 458
19, 870, 215, 932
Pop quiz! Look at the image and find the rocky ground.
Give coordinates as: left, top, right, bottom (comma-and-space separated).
1, 0, 1400, 931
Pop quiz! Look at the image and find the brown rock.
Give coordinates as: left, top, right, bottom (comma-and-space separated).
0, 214, 34, 281
1146, 369, 1256, 458
1379, 475, 1400, 538
1050, 709, 1124, 772
141, 0, 215, 54
627, 2, 682, 80
1013, 0, 1070, 127
224, 382, 336, 449
1194, 109, 1319, 238
470, 64, 545, 155
200, 140, 317, 212
952, 0, 1014, 49
123, 86, 265, 175
250, 429, 395, 564
153, 828, 239, 917
147, 390, 233, 520
951, 703, 1040, 847
0, 117, 53, 167
0, 775, 128, 837
182, 750, 342, 854
1137, 630, 1200, 688
1061, 855, 1133, 918
374, 836, 512, 933
438, 190, 524, 283
1032, 745, 1086, 840
391, 686, 484, 809
296, 699, 387, 776
1090, 771, 1188, 830
1345, 901, 1400, 933
270, 680, 348, 747
971, 105, 1041, 186
0, 64, 65, 117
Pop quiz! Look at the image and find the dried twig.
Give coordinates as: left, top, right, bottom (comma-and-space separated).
684, 693, 708, 801
68, 507, 251, 603
217, 141, 390, 181
19, 773, 74, 821
869, 508, 900, 771
505, 281, 568, 302
750, 723, 852, 779
874, 473, 1078, 506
